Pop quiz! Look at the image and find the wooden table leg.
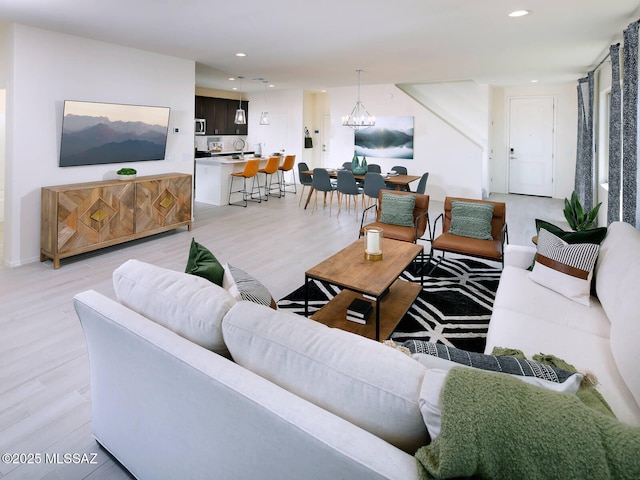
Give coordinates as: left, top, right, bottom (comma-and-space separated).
304, 187, 314, 209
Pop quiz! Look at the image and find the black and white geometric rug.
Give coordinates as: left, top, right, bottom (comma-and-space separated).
277, 257, 501, 353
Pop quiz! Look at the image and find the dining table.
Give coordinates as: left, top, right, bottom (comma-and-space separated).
301, 169, 420, 210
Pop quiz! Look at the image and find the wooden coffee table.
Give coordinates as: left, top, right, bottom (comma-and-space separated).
304, 238, 423, 341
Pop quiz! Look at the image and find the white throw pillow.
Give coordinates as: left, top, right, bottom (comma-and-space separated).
222, 301, 429, 453
528, 228, 600, 306
113, 259, 236, 356
222, 262, 241, 301
418, 369, 448, 440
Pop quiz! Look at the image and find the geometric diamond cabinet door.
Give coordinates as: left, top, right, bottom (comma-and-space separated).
42, 173, 192, 268
58, 183, 135, 253
135, 174, 192, 233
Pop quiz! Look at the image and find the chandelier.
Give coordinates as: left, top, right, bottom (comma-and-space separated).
342, 69, 375, 131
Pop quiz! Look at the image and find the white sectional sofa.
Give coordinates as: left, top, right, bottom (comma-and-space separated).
485, 221, 640, 425
73, 222, 640, 479
75, 260, 427, 480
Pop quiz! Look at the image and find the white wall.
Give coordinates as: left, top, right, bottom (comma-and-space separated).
328, 84, 484, 201
0, 23, 9, 224
490, 82, 577, 199
4, 24, 196, 266
247, 88, 304, 159
0, 89, 5, 223
400, 81, 491, 197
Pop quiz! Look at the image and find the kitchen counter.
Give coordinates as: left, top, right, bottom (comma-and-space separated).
194, 156, 270, 206
195, 150, 255, 158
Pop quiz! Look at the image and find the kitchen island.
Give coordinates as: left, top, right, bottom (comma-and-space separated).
195, 154, 269, 206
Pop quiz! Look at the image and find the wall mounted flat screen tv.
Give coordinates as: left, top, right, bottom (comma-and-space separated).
59, 100, 170, 167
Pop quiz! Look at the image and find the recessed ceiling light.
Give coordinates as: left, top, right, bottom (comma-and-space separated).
509, 10, 530, 17
228, 77, 235, 81
531, 79, 539, 83
235, 52, 246, 57
268, 84, 275, 88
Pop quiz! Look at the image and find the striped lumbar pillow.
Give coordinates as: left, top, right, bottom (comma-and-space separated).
528, 227, 600, 306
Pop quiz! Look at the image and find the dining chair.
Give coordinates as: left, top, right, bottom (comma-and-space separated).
415, 172, 429, 194
228, 159, 261, 207
363, 172, 387, 210
336, 170, 364, 218
257, 156, 283, 200
386, 165, 409, 190
278, 154, 297, 195
342, 161, 353, 170
311, 168, 337, 216
391, 165, 408, 175
297, 162, 313, 206
367, 164, 382, 173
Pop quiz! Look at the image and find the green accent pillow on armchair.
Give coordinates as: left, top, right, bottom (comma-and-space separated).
380, 192, 416, 227
185, 238, 225, 286
449, 201, 494, 240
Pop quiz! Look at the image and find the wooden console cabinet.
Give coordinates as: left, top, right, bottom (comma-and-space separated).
41, 173, 192, 269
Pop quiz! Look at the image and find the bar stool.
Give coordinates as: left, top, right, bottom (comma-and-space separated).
278, 154, 297, 195
228, 159, 261, 207
257, 156, 283, 200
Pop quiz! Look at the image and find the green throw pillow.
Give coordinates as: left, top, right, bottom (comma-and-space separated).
448, 200, 494, 240
535, 219, 607, 244
379, 192, 416, 227
185, 238, 225, 286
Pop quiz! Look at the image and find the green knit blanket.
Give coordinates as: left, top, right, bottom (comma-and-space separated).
415, 367, 640, 480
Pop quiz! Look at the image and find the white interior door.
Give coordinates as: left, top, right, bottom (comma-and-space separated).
508, 97, 555, 197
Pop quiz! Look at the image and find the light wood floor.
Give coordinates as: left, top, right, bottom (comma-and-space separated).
0, 188, 564, 479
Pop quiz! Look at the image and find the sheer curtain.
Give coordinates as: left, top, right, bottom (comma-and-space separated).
608, 43, 622, 225
623, 21, 639, 227
575, 71, 595, 209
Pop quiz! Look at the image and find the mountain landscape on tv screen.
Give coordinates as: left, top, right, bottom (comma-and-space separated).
60, 114, 168, 166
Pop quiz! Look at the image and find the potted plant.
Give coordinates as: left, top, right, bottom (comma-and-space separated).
116, 167, 137, 181
563, 191, 601, 231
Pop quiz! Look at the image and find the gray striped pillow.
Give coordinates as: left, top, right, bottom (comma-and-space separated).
403, 340, 580, 384
228, 264, 276, 309
528, 228, 600, 306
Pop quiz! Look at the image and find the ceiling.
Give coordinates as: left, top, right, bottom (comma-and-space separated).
1, 0, 639, 92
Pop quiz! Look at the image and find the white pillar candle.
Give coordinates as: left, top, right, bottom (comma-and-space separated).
367, 229, 381, 254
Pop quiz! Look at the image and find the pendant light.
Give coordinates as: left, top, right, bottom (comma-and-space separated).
260, 80, 270, 125
234, 76, 246, 125
342, 69, 375, 131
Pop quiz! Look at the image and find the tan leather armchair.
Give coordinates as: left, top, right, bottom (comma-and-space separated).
359, 190, 430, 244
430, 196, 508, 267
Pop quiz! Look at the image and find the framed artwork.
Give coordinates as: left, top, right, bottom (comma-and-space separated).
354, 116, 414, 159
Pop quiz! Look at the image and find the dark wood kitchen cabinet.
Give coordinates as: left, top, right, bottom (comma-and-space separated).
195, 96, 249, 135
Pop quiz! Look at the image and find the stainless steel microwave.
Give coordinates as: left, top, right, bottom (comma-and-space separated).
195, 118, 206, 135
